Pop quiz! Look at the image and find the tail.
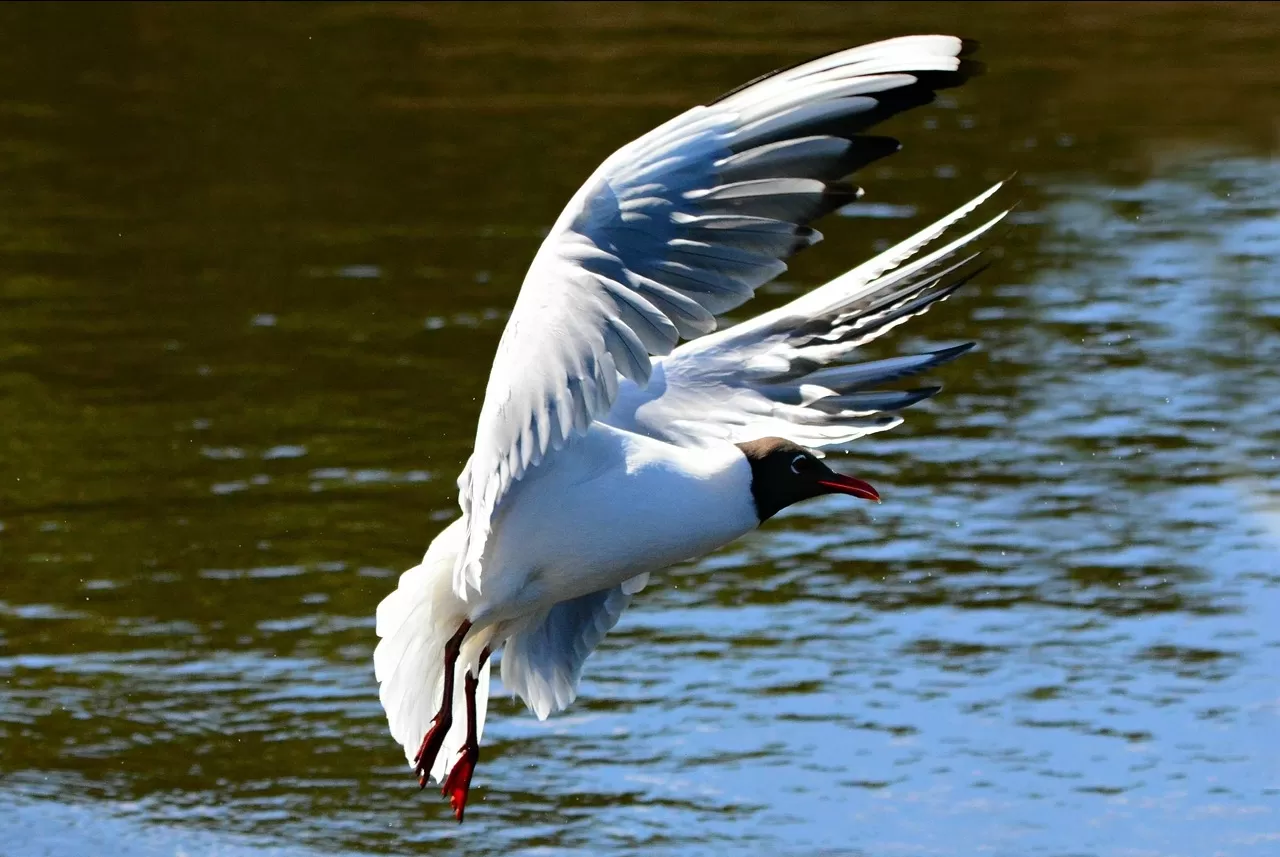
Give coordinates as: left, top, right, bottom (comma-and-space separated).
373, 517, 492, 784
603, 181, 1013, 451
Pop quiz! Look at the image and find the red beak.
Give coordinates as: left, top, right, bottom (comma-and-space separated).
817, 474, 881, 503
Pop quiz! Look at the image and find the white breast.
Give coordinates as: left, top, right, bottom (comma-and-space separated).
475, 424, 757, 620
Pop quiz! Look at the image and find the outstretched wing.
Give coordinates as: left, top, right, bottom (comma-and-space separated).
500, 573, 649, 720
602, 182, 1013, 450
455, 36, 980, 597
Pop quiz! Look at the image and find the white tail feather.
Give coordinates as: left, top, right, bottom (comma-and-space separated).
373, 518, 492, 784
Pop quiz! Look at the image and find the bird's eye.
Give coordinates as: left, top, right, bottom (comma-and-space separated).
790, 453, 811, 475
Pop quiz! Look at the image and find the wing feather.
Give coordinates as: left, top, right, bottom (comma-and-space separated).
501, 575, 650, 720
602, 183, 1012, 451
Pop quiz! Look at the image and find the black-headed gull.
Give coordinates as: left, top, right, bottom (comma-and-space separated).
373, 34, 1008, 821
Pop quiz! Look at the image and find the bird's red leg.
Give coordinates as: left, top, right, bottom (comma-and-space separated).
443, 646, 490, 822
412, 619, 471, 787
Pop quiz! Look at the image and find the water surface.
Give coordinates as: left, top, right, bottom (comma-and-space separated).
2, 3, 1279, 855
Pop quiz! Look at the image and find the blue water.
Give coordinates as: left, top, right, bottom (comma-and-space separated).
2, 4, 1279, 855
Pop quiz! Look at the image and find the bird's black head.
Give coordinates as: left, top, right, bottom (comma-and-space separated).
735, 437, 880, 523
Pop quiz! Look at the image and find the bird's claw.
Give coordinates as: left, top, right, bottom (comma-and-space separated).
442, 745, 478, 822
413, 713, 451, 788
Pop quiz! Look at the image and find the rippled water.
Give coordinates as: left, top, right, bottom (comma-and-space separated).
3, 4, 1279, 856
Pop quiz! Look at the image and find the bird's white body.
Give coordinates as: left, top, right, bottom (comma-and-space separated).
473, 425, 755, 627
370, 34, 1009, 817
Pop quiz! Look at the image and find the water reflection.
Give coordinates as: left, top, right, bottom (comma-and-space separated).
2, 3, 1280, 856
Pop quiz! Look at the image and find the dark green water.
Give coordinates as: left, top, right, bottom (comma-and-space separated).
2, 3, 1279, 855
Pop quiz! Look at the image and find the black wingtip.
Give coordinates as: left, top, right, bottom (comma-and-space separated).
954, 38, 985, 83
814, 181, 863, 220
790, 225, 822, 256
903, 385, 945, 407
853, 135, 905, 159
801, 135, 904, 185
932, 342, 978, 363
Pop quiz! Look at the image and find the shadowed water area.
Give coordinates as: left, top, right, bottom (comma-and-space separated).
2, 3, 1279, 855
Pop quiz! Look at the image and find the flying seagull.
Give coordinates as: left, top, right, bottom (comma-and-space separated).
373, 34, 1007, 821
